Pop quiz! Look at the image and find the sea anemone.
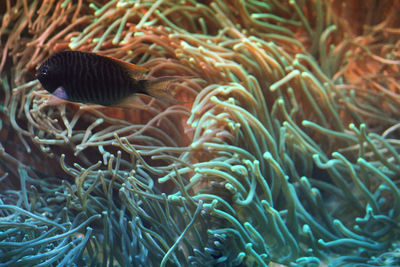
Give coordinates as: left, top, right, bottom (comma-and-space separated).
1, 0, 399, 266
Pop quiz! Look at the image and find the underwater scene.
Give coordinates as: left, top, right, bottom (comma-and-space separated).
1, 0, 400, 266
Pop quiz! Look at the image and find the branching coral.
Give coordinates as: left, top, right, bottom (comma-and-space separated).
1, 0, 399, 266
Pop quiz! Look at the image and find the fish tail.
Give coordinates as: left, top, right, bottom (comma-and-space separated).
142, 76, 184, 104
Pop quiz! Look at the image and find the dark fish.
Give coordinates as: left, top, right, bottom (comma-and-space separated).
36, 51, 177, 108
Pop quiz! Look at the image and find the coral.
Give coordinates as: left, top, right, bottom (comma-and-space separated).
1, 0, 399, 266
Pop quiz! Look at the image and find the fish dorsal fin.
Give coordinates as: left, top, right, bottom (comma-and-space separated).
102, 55, 149, 80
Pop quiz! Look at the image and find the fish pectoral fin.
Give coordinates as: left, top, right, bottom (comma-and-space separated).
112, 94, 151, 110
46, 95, 69, 106
52, 86, 69, 100
103, 55, 149, 80
44, 87, 80, 106
45, 87, 69, 105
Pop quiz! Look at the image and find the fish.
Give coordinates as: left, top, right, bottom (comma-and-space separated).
36, 50, 179, 108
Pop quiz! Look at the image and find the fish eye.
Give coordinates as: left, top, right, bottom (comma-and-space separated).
41, 67, 49, 75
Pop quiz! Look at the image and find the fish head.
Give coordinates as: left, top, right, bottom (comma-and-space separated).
36, 61, 63, 93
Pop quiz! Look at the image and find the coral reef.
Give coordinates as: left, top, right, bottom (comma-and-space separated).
1, 0, 399, 266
